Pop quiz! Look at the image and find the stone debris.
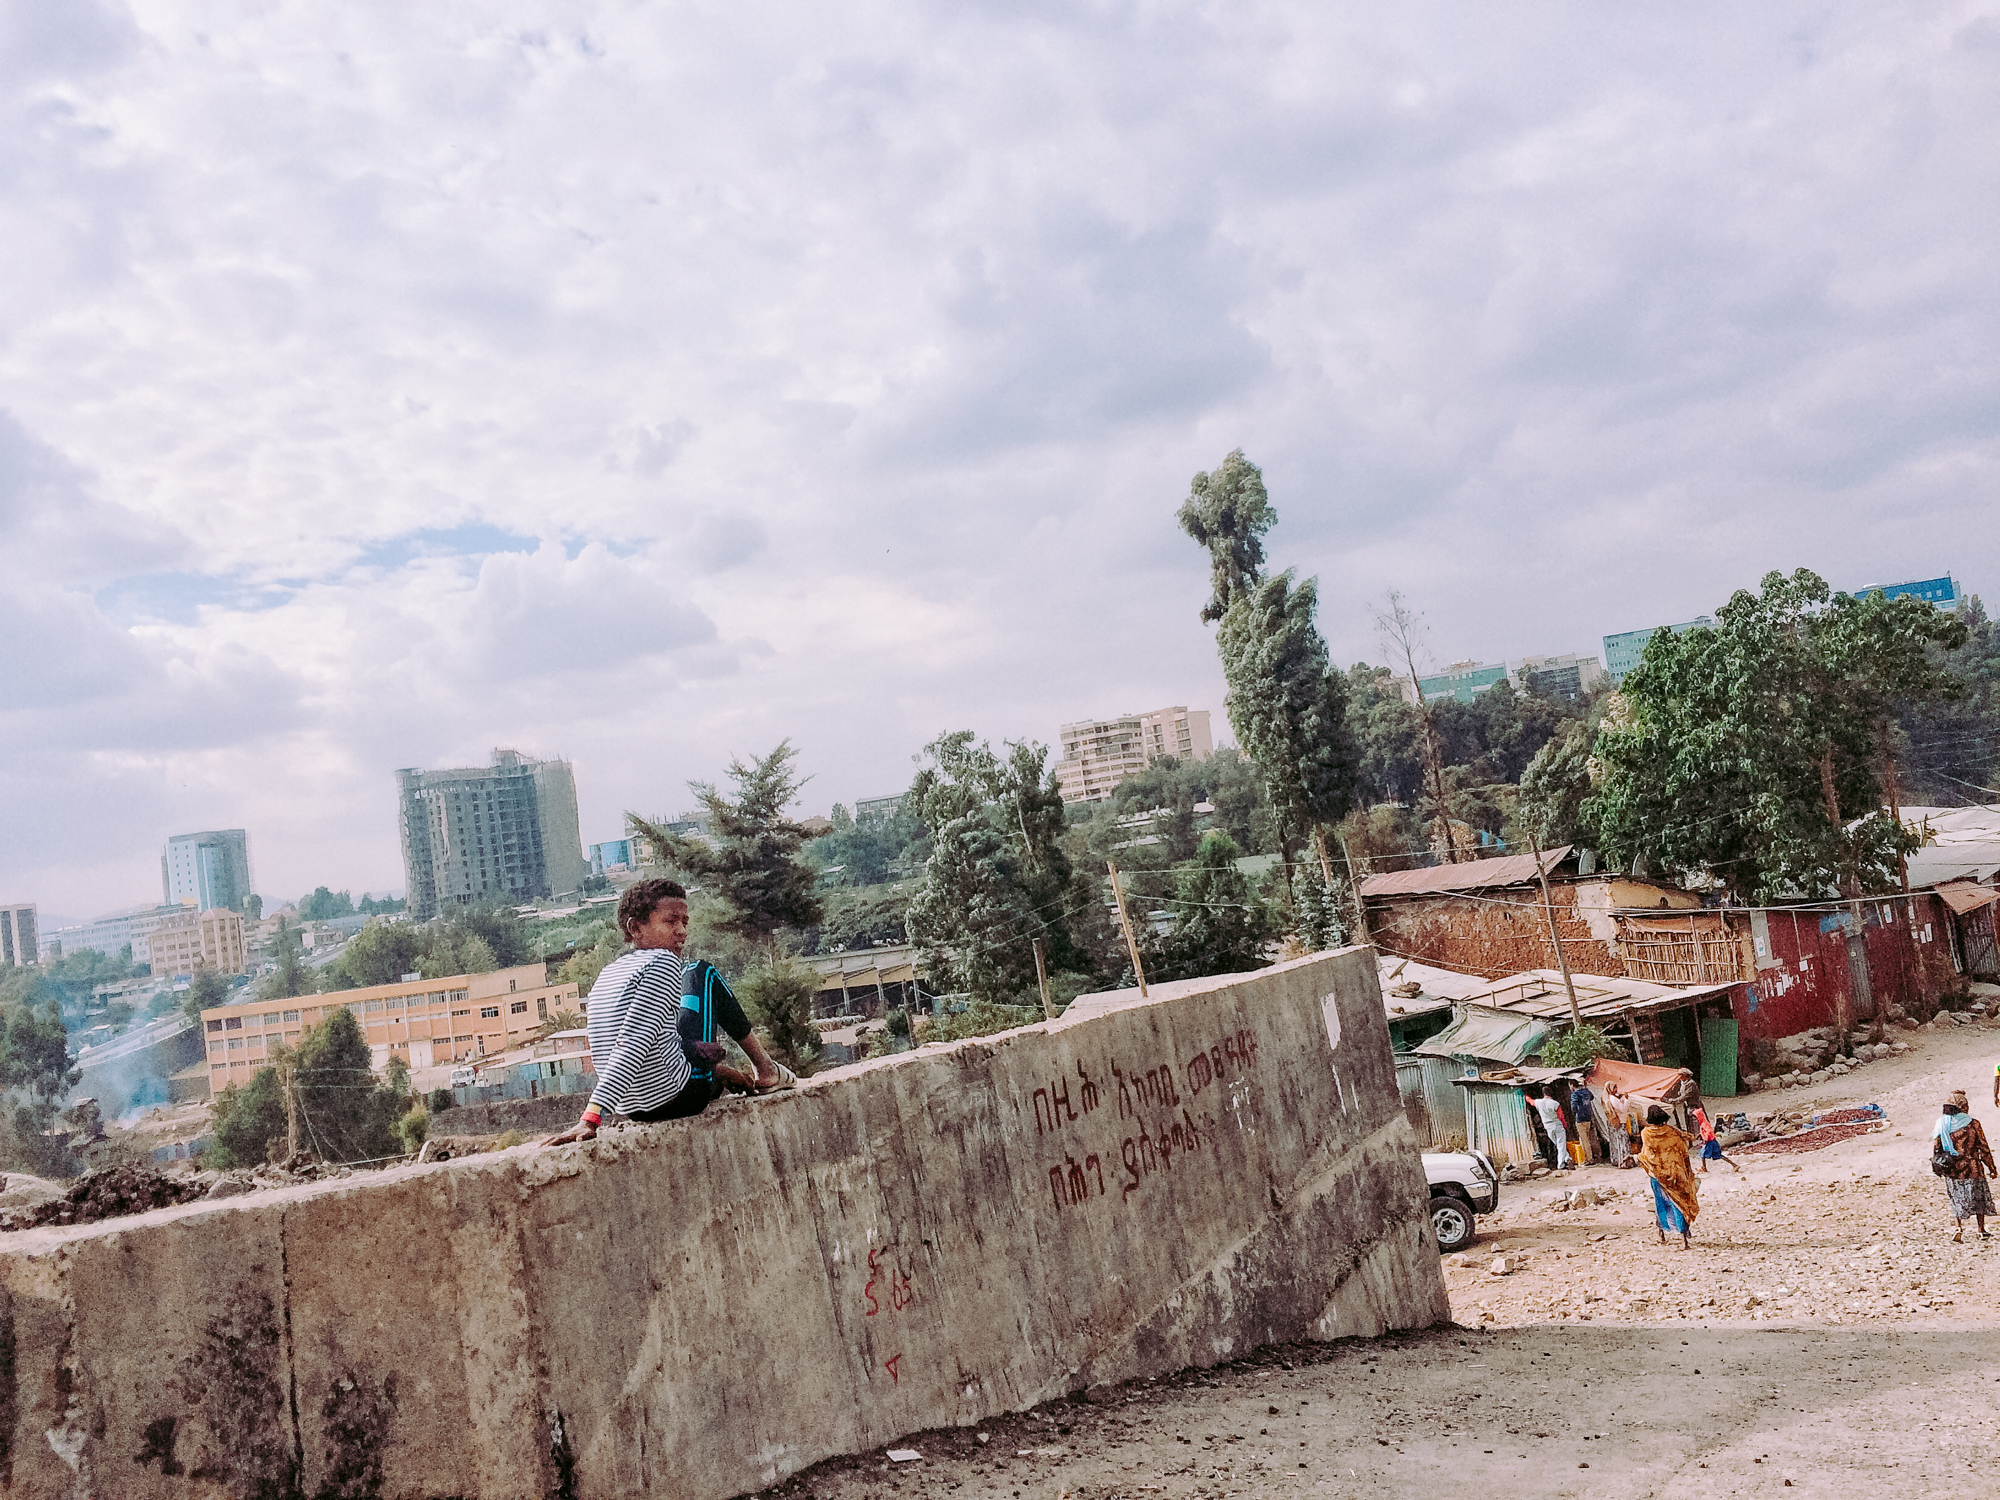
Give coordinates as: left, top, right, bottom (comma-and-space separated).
0, 1152, 371, 1229
0, 1164, 209, 1230
418, 1134, 505, 1163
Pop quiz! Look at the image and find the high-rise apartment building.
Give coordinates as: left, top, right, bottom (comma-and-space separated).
1054, 706, 1213, 804
397, 749, 589, 919
145, 906, 248, 976
1403, 652, 1608, 705
161, 829, 253, 912
1602, 618, 1716, 683
0, 904, 37, 968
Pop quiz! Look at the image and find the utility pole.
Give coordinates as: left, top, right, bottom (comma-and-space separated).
274, 1044, 300, 1160
1106, 861, 1149, 999
1032, 938, 1054, 1021
1882, 720, 1909, 896
1337, 830, 1371, 944
1524, 825, 1582, 1027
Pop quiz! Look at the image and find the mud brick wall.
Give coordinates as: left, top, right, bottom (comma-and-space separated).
0, 948, 1448, 1500
1367, 888, 1620, 978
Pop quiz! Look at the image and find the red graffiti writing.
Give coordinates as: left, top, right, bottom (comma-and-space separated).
1121, 1109, 1209, 1200
1033, 1077, 1076, 1134
1183, 1028, 1261, 1097
1034, 1062, 1104, 1133
1046, 1152, 1106, 1210
1113, 1059, 1180, 1118
863, 1245, 914, 1317
884, 1353, 903, 1384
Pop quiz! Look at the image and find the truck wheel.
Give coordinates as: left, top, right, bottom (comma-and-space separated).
1429, 1195, 1475, 1254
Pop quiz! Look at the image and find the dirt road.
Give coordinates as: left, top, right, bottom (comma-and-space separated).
755, 1018, 2000, 1500
1458, 1005, 2000, 1330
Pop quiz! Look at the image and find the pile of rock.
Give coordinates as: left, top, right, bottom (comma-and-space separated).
1767, 1030, 1908, 1088
0, 1164, 210, 1230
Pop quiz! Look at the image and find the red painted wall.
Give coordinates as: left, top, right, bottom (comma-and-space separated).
1735, 895, 1956, 1047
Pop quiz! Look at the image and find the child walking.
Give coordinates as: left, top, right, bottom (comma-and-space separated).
1692, 1105, 1740, 1174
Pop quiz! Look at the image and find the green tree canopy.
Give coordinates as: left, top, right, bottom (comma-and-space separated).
325, 921, 424, 989
257, 919, 315, 1000
1516, 721, 1596, 848
1176, 448, 1277, 623
1216, 569, 1361, 848
805, 795, 926, 889
182, 968, 232, 1025
298, 887, 355, 920
737, 959, 822, 1074
633, 741, 823, 951
1899, 593, 2000, 803
292, 1008, 402, 1164
907, 731, 1102, 1003
1, 947, 143, 1027
1179, 453, 1359, 871
1588, 568, 1968, 901
1140, 833, 1273, 983
206, 1068, 289, 1169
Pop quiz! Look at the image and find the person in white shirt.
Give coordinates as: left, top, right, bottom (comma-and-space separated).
1525, 1083, 1574, 1172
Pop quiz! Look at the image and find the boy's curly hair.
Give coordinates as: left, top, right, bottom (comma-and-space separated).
617, 877, 688, 937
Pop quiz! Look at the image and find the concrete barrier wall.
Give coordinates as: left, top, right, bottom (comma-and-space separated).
0, 947, 1448, 1500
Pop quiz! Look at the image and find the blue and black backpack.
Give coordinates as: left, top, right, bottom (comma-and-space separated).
680, 959, 736, 1079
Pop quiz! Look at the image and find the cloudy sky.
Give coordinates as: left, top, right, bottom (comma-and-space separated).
5, 1, 1996, 921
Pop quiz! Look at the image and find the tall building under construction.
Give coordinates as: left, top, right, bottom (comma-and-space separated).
396, 749, 589, 919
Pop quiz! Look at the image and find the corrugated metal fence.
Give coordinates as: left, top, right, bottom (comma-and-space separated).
1458, 1081, 1540, 1172
1394, 1056, 1470, 1150
452, 1071, 592, 1109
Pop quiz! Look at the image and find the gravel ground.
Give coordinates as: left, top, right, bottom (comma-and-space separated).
751, 1015, 2000, 1500
1457, 1009, 2000, 1330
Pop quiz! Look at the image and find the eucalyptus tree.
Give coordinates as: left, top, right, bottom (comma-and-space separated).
1177, 450, 1360, 894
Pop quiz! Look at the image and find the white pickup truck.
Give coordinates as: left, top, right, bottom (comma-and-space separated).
1423, 1149, 1500, 1254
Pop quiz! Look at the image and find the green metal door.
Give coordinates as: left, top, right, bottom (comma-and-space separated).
1699, 1016, 1738, 1098
1659, 1008, 1697, 1070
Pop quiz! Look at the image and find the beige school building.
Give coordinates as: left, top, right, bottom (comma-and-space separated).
198, 963, 581, 1093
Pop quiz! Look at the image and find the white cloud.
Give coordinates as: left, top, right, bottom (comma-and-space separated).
2, 0, 1996, 911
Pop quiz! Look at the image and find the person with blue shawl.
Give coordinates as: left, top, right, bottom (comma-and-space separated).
1934, 1089, 1996, 1242
1635, 1105, 1700, 1248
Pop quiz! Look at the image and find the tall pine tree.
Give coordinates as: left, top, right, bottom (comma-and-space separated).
1178, 451, 1360, 906
631, 741, 823, 953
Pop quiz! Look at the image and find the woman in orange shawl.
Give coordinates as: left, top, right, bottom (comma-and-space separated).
1635, 1105, 1700, 1248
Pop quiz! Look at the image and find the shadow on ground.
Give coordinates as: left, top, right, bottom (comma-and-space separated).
757, 1323, 2000, 1500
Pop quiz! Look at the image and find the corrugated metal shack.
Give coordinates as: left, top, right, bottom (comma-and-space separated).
1452, 1078, 1543, 1171
1384, 955, 1750, 1164
1360, 832, 2000, 1073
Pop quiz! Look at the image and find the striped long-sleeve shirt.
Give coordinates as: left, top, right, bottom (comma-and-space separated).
585, 948, 691, 1116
